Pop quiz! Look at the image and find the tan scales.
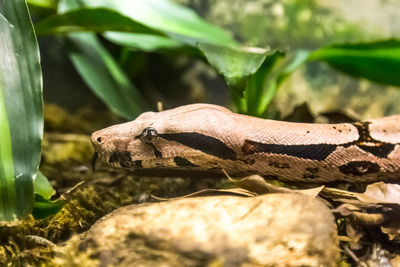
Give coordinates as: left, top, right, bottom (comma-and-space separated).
91, 104, 400, 183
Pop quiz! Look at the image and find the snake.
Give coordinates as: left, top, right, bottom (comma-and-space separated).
91, 104, 400, 183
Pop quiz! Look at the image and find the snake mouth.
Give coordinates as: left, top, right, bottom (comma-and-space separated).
91, 152, 99, 172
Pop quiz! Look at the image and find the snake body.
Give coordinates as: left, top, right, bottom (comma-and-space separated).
91, 104, 400, 183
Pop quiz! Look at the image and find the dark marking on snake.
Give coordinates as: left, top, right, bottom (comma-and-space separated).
243, 121, 396, 160
306, 167, 319, 173
357, 144, 396, 158
160, 132, 236, 160
242, 140, 337, 161
339, 161, 380, 176
133, 160, 143, 168
149, 143, 162, 158
174, 157, 198, 167
263, 175, 279, 180
109, 151, 132, 168
348, 122, 395, 158
303, 167, 319, 179
247, 159, 256, 165
240, 158, 256, 165
269, 161, 290, 169
303, 173, 319, 179
352, 122, 372, 142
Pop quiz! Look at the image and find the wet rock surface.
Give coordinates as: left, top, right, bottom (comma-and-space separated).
65, 193, 339, 267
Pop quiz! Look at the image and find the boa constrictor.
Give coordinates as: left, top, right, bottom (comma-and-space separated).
91, 104, 400, 183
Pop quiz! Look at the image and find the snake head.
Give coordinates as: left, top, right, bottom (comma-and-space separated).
90, 104, 236, 172
91, 112, 157, 169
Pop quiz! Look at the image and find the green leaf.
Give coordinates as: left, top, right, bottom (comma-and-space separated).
32, 194, 63, 219
27, 0, 56, 9
34, 171, 55, 200
35, 8, 162, 36
80, 0, 237, 47
310, 39, 400, 87
104, 32, 183, 52
67, 33, 146, 119
198, 42, 310, 116
58, 0, 145, 119
246, 51, 285, 115
57, 0, 147, 119
32, 171, 61, 219
198, 43, 271, 97
255, 50, 310, 116
0, 0, 43, 221
0, 59, 16, 221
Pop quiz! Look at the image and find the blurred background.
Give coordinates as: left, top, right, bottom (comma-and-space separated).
35, 0, 400, 122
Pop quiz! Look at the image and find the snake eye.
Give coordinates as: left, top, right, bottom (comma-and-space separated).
140, 127, 158, 144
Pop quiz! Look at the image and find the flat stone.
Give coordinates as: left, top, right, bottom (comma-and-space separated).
76, 194, 339, 266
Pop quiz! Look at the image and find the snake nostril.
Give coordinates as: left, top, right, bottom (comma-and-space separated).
97, 137, 102, 143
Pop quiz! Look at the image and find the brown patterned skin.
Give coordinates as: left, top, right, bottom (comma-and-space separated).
91, 104, 400, 183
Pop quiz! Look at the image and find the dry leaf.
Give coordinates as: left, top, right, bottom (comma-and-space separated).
226, 173, 324, 197
381, 218, 400, 241
332, 203, 361, 216
152, 188, 257, 201
333, 203, 385, 225
323, 184, 400, 253
345, 223, 364, 244
390, 255, 400, 266
355, 182, 400, 204
320, 187, 357, 201
350, 211, 385, 225
297, 186, 325, 198
229, 174, 292, 194
338, 235, 353, 242
60, 181, 85, 201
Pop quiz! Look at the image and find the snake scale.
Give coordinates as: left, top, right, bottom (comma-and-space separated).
91, 104, 400, 183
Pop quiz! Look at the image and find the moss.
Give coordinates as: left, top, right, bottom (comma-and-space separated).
0, 218, 57, 266
50, 235, 99, 267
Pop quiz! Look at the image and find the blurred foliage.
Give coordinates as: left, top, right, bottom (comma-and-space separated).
310, 39, 400, 87
28, 0, 400, 118
198, 44, 271, 98
35, 8, 163, 35
177, 0, 373, 49
34, 0, 240, 119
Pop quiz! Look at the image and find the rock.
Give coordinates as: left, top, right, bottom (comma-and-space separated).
63, 194, 339, 266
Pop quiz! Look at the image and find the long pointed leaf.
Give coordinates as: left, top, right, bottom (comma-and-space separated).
0, 64, 16, 221
35, 8, 162, 36
80, 0, 237, 47
67, 33, 146, 119
310, 39, 400, 87
59, 0, 146, 119
104, 32, 183, 52
0, 0, 43, 220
